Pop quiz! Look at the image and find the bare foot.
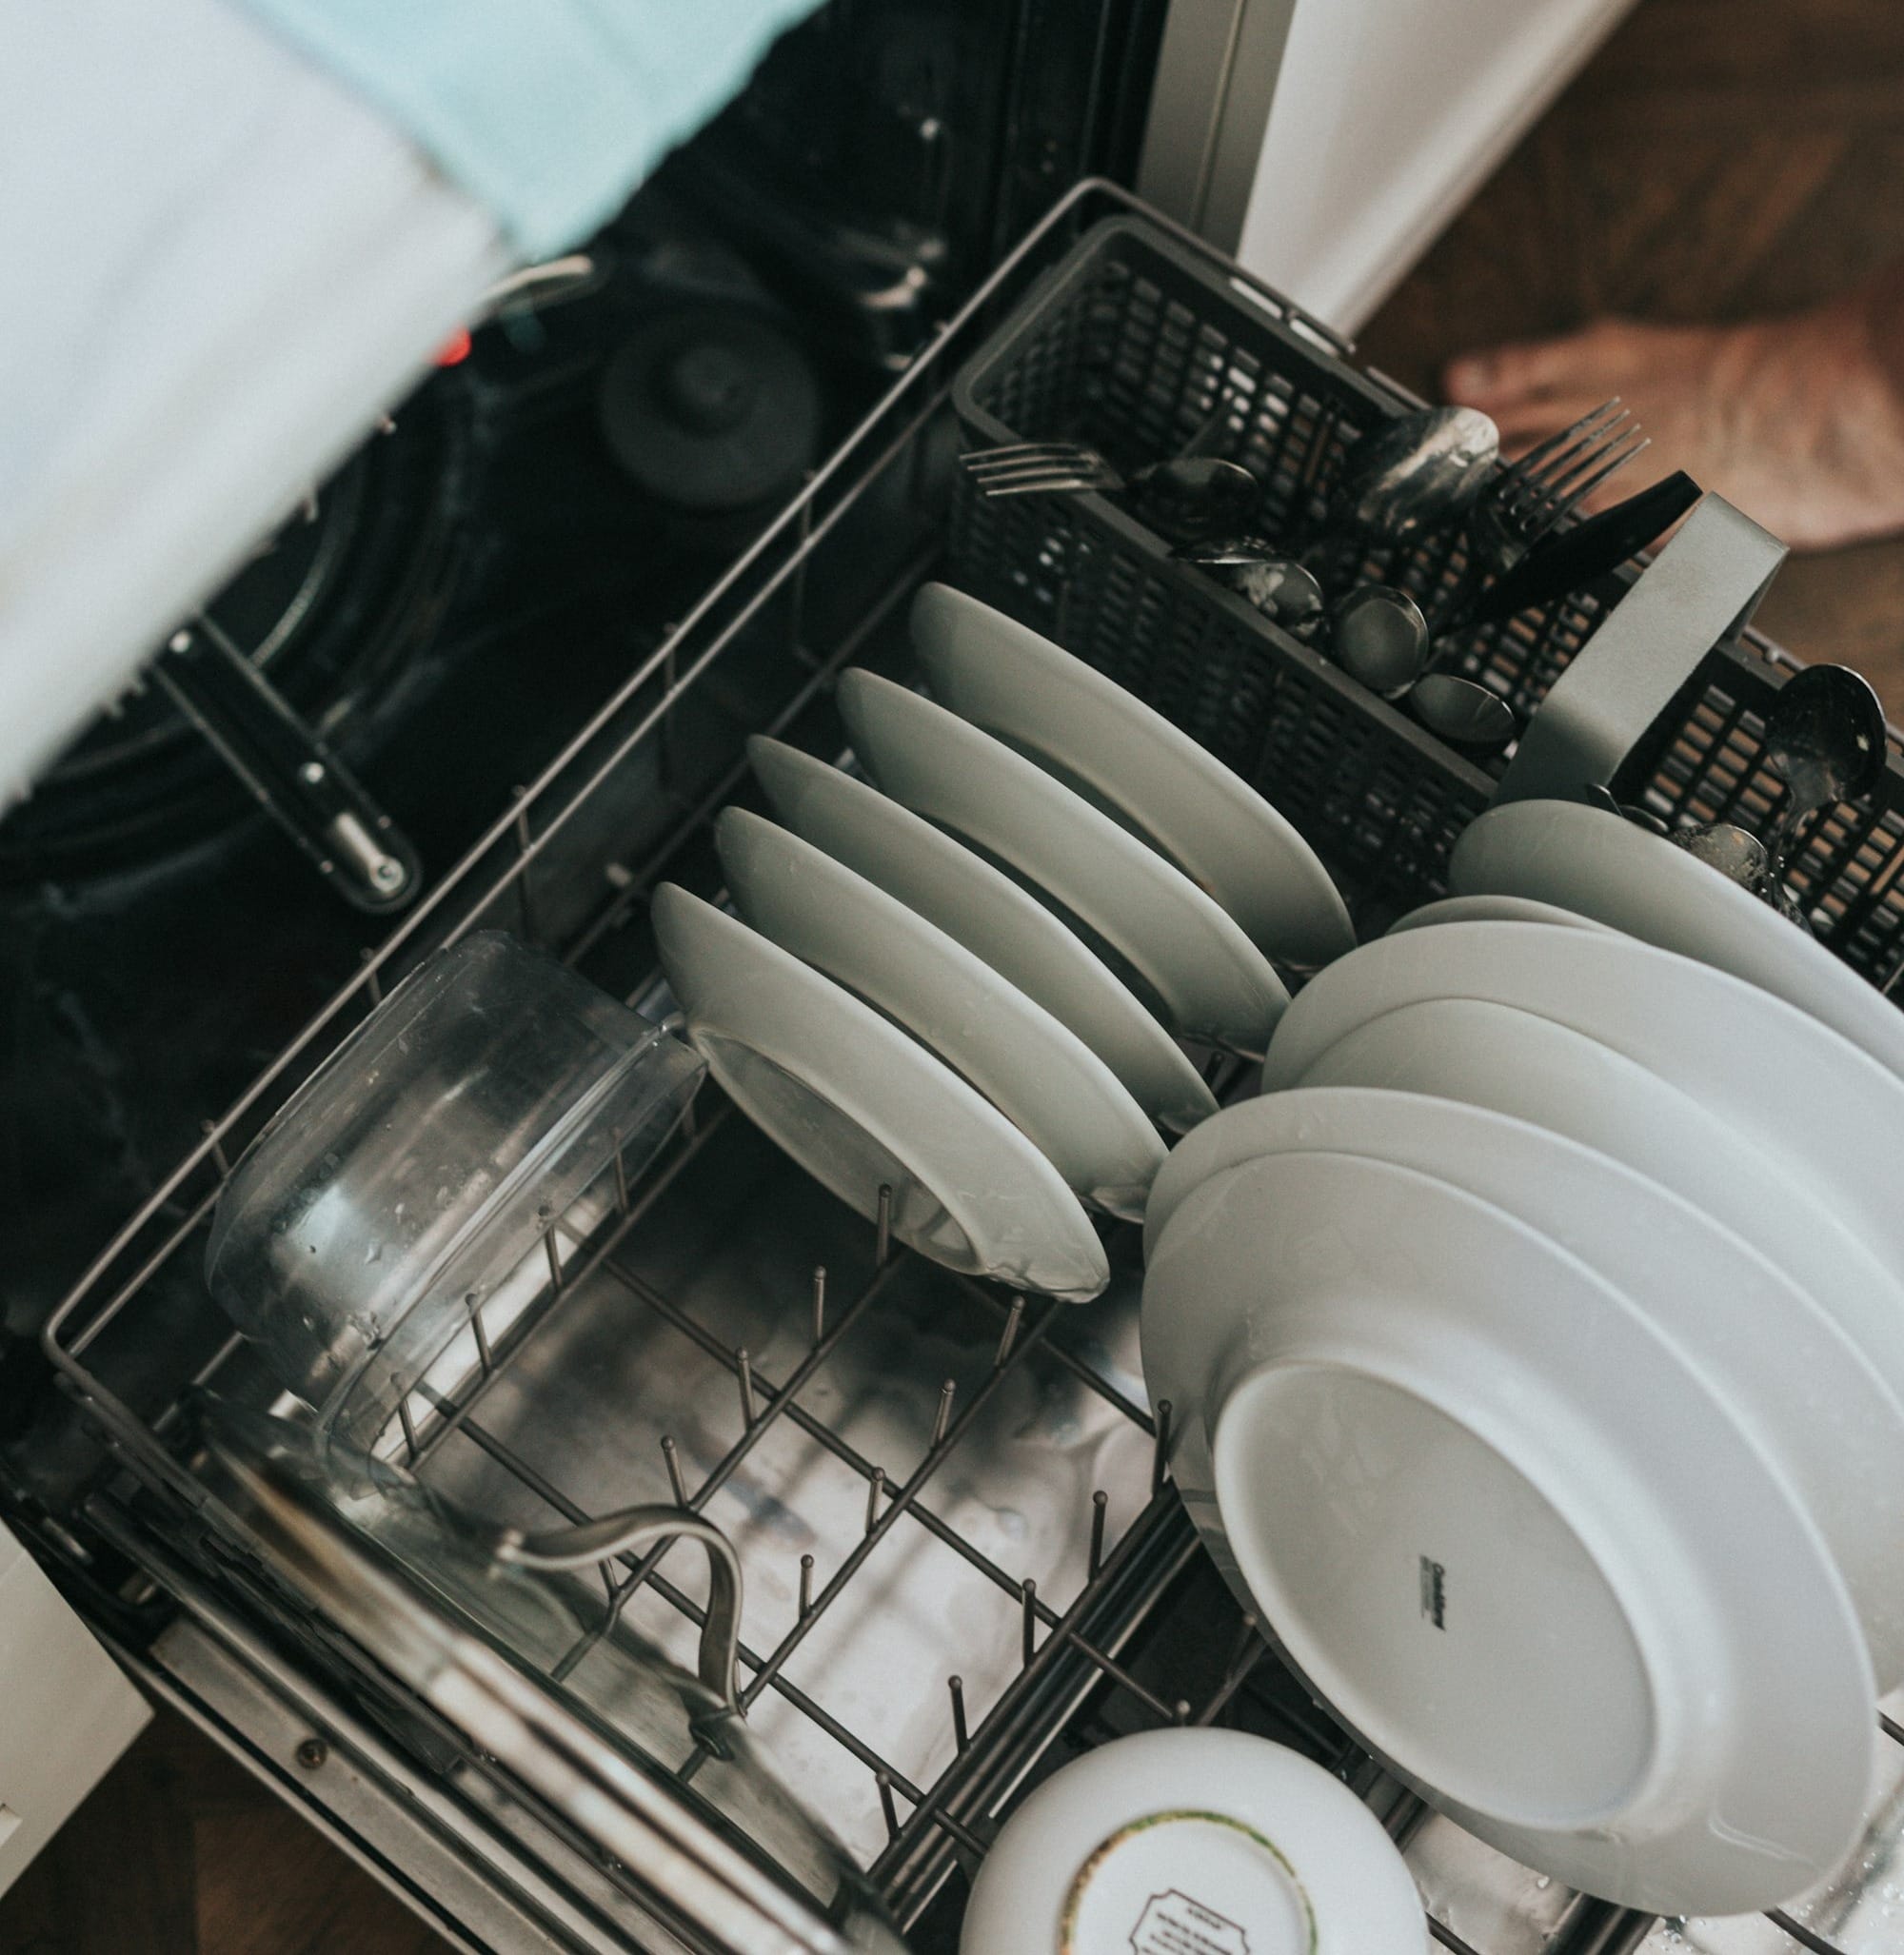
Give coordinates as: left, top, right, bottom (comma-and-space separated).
1442, 287, 1904, 551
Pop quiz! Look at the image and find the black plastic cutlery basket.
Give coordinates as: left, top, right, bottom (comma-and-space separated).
944, 214, 1904, 990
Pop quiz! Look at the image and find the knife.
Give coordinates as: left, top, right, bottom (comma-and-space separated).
1470, 469, 1701, 628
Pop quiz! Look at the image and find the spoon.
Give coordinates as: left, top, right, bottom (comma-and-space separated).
1672, 821, 1769, 888
1583, 783, 1670, 836
1762, 664, 1888, 923
1132, 458, 1262, 543
1410, 673, 1517, 752
1331, 585, 1429, 694
1174, 539, 1325, 628
1323, 405, 1499, 550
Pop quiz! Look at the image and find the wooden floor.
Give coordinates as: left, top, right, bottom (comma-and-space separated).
1357, 0, 1904, 710
0, 1711, 445, 1955
10, 0, 1904, 1949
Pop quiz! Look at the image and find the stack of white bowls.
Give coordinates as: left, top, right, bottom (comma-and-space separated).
1143, 791, 1904, 1914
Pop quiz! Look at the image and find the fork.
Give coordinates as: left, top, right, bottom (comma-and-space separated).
1470, 399, 1650, 574
1429, 400, 1648, 635
961, 441, 1260, 543
960, 438, 1129, 497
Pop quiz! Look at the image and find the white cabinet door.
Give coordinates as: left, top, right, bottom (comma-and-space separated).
1141, 0, 1637, 333
0, 1522, 151, 1896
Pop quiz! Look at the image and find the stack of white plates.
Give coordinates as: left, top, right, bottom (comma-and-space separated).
652, 582, 1352, 1299
1142, 794, 1904, 1913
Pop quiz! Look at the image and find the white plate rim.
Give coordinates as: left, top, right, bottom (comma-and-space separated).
1451, 797, 1904, 1082
836, 669, 1289, 1056
714, 806, 1164, 1219
745, 735, 1217, 1132
1140, 1083, 1904, 1685
1184, 993, 1904, 1416
1259, 919, 1904, 1290
910, 582, 1354, 971
651, 884, 1108, 1299
1385, 892, 1611, 936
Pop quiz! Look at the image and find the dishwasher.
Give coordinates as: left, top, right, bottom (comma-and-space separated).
7, 11, 1904, 1955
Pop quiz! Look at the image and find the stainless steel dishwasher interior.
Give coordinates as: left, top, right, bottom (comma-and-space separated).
35, 181, 1904, 1955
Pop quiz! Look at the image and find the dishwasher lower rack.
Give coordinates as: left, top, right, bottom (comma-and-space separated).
29, 178, 1904, 1955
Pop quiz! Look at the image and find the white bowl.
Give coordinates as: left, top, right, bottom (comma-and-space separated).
1141, 1147, 1874, 1913
959, 1728, 1423, 1955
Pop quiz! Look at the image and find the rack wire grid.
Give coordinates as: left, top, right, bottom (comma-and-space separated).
34, 180, 1904, 1955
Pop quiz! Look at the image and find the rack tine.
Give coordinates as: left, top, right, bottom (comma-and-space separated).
544, 1226, 565, 1293
875, 1184, 893, 1267
1224, 1611, 1261, 1683
611, 1134, 630, 1214
1021, 1578, 1039, 1665
864, 1466, 886, 1536
993, 1295, 1025, 1369
396, 1391, 420, 1463
948, 1674, 969, 1751
876, 1769, 902, 1841
200, 1118, 231, 1179
811, 1265, 827, 1348
466, 1291, 493, 1375
736, 1348, 759, 1426
1151, 1399, 1173, 1494
1088, 1489, 1108, 1578
1171, 1698, 1192, 1726
662, 1434, 688, 1506
799, 1552, 815, 1620
931, 1378, 957, 1450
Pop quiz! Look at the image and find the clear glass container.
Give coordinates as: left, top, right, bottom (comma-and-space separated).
206, 932, 704, 1448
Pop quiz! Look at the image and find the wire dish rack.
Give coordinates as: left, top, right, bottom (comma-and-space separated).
33, 181, 1904, 1955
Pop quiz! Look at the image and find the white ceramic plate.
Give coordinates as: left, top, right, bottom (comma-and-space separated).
959, 1728, 1424, 1955
1452, 797, 1904, 1083
715, 808, 1165, 1220
651, 885, 1108, 1299
1143, 1085, 1904, 1686
1259, 920, 1904, 1291
836, 670, 1289, 1056
910, 582, 1355, 971
1386, 892, 1610, 937
1229, 994, 1904, 1419
746, 737, 1216, 1133
1142, 1148, 1874, 1913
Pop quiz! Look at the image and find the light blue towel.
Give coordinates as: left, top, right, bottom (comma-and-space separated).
238, 0, 823, 259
